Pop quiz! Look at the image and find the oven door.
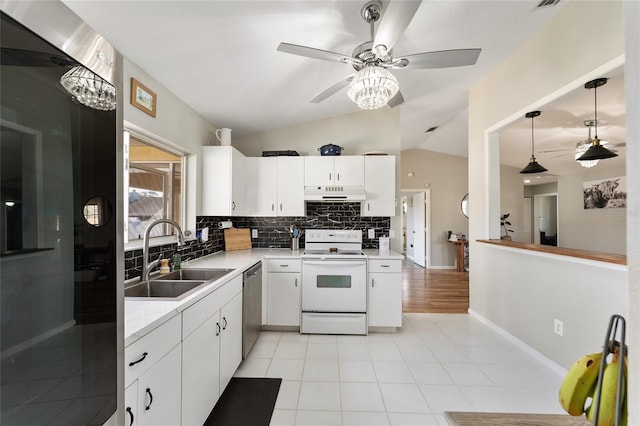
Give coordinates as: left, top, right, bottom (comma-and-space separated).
302, 259, 367, 312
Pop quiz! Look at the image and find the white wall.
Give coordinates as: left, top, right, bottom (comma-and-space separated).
400, 149, 468, 267
468, 0, 629, 376
500, 165, 524, 241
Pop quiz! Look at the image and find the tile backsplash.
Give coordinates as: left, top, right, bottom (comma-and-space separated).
124, 202, 390, 280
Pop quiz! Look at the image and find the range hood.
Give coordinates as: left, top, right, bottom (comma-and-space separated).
304, 186, 366, 201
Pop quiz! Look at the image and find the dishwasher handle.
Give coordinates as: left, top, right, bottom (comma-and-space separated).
243, 262, 262, 280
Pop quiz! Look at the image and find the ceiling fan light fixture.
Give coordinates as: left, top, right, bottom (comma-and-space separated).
347, 64, 399, 110
520, 111, 547, 174
60, 65, 116, 111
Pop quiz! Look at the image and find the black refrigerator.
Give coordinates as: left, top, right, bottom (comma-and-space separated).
1, 5, 122, 424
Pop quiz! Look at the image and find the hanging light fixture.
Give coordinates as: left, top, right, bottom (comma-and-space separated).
347, 63, 399, 110
520, 111, 548, 174
60, 65, 117, 111
575, 120, 608, 168
577, 78, 617, 161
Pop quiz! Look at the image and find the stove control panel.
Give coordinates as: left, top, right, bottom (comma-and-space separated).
305, 229, 362, 243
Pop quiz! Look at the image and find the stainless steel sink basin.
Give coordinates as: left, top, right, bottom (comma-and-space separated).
125, 280, 206, 299
125, 268, 235, 300
153, 268, 235, 282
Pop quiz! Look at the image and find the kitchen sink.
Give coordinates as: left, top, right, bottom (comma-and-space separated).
125, 268, 235, 300
153, 268, 235, 282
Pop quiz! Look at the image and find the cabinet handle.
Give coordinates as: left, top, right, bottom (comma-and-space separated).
145, 388, 153, 411
280, 203, 283, 211
337, 172, 340, 181
232, 201, 236, 210
367, 203, 370, 211
372, 278, 375, 287
126, 407, 134, 426
295, 278, 298, 287
216, 322, 221, 336
381, 264, 390, 268
272, 203, 275, 211
222, 317, 228, 330
129, 352, 148, 367
329, 172, 332, 181
279, 264, 289, 267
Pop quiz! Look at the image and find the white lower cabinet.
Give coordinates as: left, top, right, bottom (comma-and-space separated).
181, 275, 243, 426
135, 344, 182, 426
368, 259, 402, 328
266, 259, 301, 326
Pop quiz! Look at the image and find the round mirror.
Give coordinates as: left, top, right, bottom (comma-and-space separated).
461, 193, 469, 218
83, 196, 112, 227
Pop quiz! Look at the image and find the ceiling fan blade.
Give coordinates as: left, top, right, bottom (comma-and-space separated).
373, 0, 422, 53
310, 76, 354, 103
387, 90, 404, 108
539, 148, 574, 154
277, 42, 358, 65
398, 48, 481, 69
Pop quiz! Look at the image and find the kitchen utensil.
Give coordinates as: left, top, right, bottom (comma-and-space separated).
215, 127, 232, 146
318, 144, 343, 156
224, 228, 252, 251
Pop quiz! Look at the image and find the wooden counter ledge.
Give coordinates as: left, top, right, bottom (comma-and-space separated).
476, 239, 626, 266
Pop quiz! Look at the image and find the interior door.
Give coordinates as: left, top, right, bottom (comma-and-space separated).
412, 192, 426, 267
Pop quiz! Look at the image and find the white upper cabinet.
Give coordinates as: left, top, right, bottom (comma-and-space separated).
202, 146, 247, 216
304, 156, 364, 187
362, 155, 396, 216
249, 156, 305, 217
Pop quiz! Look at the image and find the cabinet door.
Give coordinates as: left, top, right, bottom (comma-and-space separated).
334, 156, 364, 186
136, 344, 182, 426
125, 382, 138, 426
201, 146, 233, 216
250, 157, 278, 216
231, 148, 247, 215
219, 292, 243, 393
182, 312, 221, 426
368, 272, 402, 327
304, 157, 334, 186
267, 272, 301, 326
277, 157, 305, 216
362, 156, 396, 216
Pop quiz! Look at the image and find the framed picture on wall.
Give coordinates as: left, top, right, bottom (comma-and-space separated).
130, 78, 157, 117
583, 176, 626, 209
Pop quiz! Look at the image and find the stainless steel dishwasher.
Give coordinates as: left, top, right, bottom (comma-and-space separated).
242, 262, 262, 359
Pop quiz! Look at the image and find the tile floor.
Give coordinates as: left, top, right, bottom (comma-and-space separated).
234, 313, 566, 426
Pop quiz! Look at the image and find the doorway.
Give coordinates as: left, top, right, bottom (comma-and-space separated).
533, 193, 558, 246
401, 189, 431, 268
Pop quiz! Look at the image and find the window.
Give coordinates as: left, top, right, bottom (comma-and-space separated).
125, 133, 183, 242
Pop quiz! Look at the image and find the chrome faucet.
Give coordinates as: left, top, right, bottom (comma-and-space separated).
142, 219, 185, 281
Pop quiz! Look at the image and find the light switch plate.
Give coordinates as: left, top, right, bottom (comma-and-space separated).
368, 229, 375, 239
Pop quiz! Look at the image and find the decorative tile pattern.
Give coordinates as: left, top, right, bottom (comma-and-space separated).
124, 202, 390, 280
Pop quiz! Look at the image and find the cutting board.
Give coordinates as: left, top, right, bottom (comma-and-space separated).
224, 228, 252, 251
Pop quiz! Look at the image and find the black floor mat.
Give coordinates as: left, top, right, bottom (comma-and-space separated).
204, 377, 282, 426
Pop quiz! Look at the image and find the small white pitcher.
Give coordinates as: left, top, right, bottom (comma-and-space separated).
215, 127, 232, 146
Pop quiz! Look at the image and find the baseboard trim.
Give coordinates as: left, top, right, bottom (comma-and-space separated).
468, 309, 567, 378
429, 265, 456, 270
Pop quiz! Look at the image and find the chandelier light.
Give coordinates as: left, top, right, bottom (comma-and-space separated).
60, 65, 117, 111
520, 111, 548, 174
576, 78, 617, 161
347, 64, 399, 110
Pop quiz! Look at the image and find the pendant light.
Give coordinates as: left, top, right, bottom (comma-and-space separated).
577, 78, 618, 161
520, 111, 548, 174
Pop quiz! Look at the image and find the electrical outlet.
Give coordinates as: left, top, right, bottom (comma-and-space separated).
368, 229, 375, 239
554, 318, 564, 336
251, 229, 258, 239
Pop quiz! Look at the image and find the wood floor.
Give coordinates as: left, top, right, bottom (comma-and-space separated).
402, 259, 469, 314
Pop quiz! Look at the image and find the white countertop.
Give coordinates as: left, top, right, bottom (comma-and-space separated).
125, 247, 403, 346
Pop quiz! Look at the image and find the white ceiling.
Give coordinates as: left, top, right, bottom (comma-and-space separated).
62, 0, 567, 158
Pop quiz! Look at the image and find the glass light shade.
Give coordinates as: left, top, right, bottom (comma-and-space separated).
347, 65, 399, 110
60, 66, 116, 111
575, 140, 599, 168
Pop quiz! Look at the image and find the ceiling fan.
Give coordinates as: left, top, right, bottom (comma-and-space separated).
277, 0, 481, 109
539, 120, 625, 167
